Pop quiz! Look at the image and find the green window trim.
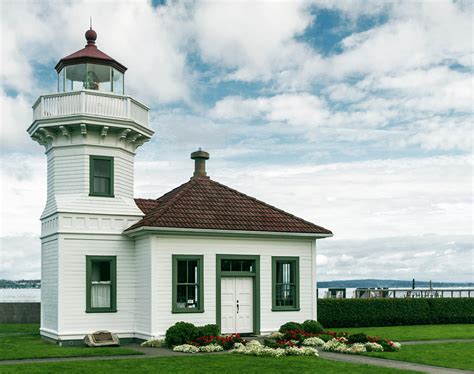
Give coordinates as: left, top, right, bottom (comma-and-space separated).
86, 256, 117, 313
89, 155, 114, 197
172, 255, 204, 313
272, 256, 300, 311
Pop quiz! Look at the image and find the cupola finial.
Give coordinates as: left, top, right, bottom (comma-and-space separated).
85, 20, 97, 46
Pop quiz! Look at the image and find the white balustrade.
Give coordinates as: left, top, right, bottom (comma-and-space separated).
32, 90, 149, 127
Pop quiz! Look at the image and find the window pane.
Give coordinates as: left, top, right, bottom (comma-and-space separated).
94, 159, 111, 177
276, 284, 295, 306
276, 261, 293, 284
112, 69, 124, 94
187, 285, 197, 308
86, 64, 112, 91
241, 260, 253, 272
187, 260, 197, 283
177, 260, 187, 283
221, 260, 231, 272
65, 64, 86, 91
93, 177, 109, 194
91, 261, 111, 282
177, 284, 187, 308
91, 284, 111, 308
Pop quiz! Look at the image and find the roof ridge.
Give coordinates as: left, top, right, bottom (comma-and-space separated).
206, 178, 331, 233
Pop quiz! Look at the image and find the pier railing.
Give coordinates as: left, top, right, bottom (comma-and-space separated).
320, 288, 473, 299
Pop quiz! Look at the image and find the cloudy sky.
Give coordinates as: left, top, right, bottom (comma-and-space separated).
0, 0, 472, 282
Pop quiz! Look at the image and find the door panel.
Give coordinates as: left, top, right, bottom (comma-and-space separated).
236, 278, 253, 333
220, 277, 253, 334
221, 278, 236, 334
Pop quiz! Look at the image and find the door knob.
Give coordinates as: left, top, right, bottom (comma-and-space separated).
236, 300, 239, 314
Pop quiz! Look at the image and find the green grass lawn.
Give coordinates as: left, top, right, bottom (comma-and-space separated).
0, 355, 417, 374
365, 342, 474, 371
0, 324, 141, 361
0, 324, 39, 335
330, 324, 474, 341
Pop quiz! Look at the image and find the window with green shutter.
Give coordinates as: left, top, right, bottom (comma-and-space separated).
272, 257, 300, 311
172, 255, 204, 313
89, 156, 114, 197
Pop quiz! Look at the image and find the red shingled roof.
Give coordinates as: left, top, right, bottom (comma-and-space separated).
55, 29, 127, 73
128, 177, 332, 235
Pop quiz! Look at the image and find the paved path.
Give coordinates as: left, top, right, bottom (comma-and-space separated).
318, 351, 473, 373
0, 340, 473, 373
401, 339, 474, 345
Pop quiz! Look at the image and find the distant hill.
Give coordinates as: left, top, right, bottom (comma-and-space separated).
0, 279, 41, 289
317, 279, 473, 288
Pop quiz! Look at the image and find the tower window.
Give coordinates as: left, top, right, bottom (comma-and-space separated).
90, 156, 114, 197
86, 256, 117, 313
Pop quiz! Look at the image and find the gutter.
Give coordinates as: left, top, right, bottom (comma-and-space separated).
124, 226, 333, 239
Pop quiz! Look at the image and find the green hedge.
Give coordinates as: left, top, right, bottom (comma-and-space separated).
317, 298, 474, 328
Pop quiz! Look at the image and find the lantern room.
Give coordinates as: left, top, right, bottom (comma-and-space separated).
55, 28, 127, 94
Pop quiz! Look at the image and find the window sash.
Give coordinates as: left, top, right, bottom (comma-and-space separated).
86, 256, 116, 313
272, 257, 299, 311
89, 156, 114, 197
172, 256, 204, 313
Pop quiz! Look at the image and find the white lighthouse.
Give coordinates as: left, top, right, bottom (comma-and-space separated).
28, 28, 153, 344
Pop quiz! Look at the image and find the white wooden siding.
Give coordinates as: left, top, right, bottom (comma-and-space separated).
150, 235, 315, 336
58, 234, 136, 336
134, 237, 152, 336
41, 237, 58, 333
42, 146, 142, 219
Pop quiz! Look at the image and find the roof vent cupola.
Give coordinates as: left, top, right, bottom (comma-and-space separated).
191, 149, 210, 180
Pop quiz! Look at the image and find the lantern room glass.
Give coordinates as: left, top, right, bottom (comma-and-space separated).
58, 63, 124, 94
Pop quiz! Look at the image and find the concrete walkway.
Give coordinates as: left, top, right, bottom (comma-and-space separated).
401, 339, 474, 345
318, 351, 472, 374
0, 340, 473, 373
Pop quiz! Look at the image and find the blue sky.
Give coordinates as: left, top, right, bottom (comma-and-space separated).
1, 0, 472, 282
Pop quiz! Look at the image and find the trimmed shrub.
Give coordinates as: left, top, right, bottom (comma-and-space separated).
302, 320, 324, 334
347, 333, 369, 344
318, 298, 474, 328
196, 324, 220, 338
165, 322, 198, 347
279, 321, 303, 333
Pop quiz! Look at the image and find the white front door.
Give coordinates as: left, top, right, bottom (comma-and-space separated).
221, 277, 253, 334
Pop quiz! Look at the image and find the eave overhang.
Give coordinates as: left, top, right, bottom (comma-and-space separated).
123, 226, 334, 239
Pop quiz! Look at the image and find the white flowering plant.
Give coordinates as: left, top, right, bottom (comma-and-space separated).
365, 342, 384, 352
302, 337, 325, 347
199, 343, 224, 352
231, 340, 318, 357
173, 344, 200, 353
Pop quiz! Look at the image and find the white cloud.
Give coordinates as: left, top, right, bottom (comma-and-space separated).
0, 0, 193, 104
0, 91, 34, 152
317, 234, 473, 283
0, 154, 46, 236
192, 1, 314, 82
210, 93, 329, 129
0, 234, 40, 280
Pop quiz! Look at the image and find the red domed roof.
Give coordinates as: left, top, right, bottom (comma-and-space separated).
55, 28, 127, 73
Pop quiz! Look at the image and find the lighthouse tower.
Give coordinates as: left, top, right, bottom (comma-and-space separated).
28, 28, 153, 343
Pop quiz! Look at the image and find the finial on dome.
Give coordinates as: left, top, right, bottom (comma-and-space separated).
85, 19, 97, 46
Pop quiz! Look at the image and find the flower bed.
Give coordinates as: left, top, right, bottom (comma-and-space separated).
170, 334, 247, 354
232, 340, 318, 357
263, 327, 401, 356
